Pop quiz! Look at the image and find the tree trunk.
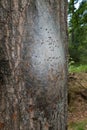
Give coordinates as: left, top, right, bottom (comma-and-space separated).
0, 0, 68, 130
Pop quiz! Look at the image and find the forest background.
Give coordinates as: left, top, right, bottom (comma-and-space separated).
68, 0, 87, 72
68, 0, 87, 130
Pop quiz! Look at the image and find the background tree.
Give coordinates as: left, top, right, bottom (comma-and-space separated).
68, 0, 87, 64
0, 0, 68, 130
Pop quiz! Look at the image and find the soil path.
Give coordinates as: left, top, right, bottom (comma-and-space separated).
68, 73, 87, 123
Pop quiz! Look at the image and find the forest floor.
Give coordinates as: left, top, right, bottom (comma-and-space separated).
68, 72, 87, 130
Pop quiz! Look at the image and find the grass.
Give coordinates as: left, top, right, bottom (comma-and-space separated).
69, 64, 87, 73
68, 120, 87, 130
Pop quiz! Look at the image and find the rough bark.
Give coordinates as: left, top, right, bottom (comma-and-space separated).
0, 0, 68, 130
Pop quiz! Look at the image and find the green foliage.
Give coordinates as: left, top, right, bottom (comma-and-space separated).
68, 0, 87, 64
68, 120, 87, 130
69, 64, 87, 72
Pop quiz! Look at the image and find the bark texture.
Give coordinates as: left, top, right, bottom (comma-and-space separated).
0, 0, 68, 130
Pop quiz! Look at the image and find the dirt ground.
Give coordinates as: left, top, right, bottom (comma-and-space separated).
68, 72, 87, 123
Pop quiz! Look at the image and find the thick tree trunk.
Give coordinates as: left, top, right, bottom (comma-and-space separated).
0, 0, 68, 130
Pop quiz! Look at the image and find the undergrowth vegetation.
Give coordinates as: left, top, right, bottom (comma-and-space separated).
69, 64, 87, 73
68, 120, 87, 130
